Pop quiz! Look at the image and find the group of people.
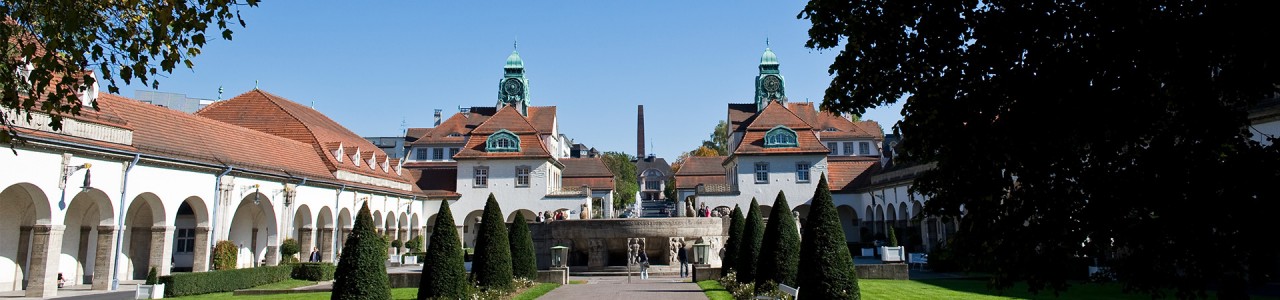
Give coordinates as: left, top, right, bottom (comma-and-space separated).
631, 242, 695, 280
534, 210, 570, 223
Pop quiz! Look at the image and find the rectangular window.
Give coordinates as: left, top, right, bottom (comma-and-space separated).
860, 142, 872, 155
796, 162, 811, 183
432, 148, 444, 160
646, 180, 661, 191
415, 148, 430, 160
516, 166, 531, 187
842, 142, 854, 155
473, 167, 489, 187
449, 148, 460, 160
173, 228, 195, 253
755, 162, 769, 184
827, 142, 838, 155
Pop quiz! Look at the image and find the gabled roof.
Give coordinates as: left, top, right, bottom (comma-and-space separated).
96, 94, 346, 180
561, 158, 614, 178
634, 156, 671, 177
195, 89, 413, 183
675, 156, 727, 175
732, 102, 828, 155
452, 106, 552, 159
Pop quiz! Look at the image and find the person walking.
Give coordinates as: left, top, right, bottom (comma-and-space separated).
639, 250, 650, 280
677, 242, 689, 278
309, 248, 321, 262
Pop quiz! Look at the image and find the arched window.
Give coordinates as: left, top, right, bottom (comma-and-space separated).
764, 125, 798, 148
486, 130, 520, 152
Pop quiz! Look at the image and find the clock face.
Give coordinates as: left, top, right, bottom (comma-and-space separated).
763, 75, 782, 92
504, 78, 524, 95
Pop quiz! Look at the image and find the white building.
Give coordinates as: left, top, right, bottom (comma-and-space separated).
0, 90, 431, 297
401, 50, 616, 247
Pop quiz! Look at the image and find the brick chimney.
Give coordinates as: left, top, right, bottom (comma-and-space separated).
637, 105, 645, 158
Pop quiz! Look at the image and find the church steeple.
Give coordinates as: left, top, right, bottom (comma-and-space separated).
754, 45, 786, 112
499, 46, 530, 116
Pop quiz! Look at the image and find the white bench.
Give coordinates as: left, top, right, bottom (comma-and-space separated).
753, 283, 799, 300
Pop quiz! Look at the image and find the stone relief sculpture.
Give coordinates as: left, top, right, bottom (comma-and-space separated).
668, 237, 685, 265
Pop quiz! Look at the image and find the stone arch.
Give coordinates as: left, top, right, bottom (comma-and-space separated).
912, 201, 924, 219
398, 212, 410, 241
292, 205, 314, 263
384, 214, 397, 241
0, 183, 53, 295
874, 205, 886, 236
372, 211, 383, 235
228, 192, 278, 268
337, 208, 353, 256
316, 207, 335, 262
58, 188, 113, 289
171, 196, 211, 273
507, 209, 537, 223
462, 210, 485, 248
898, 202, 909, 228
837, 205, 860, 243
123, 192, 167, 279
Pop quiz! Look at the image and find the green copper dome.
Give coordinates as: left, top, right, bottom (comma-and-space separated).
505, 51, 524, 69
760, 48, 779, 65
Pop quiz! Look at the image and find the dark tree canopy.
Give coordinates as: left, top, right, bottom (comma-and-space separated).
757, 191, 801, 289
418, 200, 466, 300
471, 194, 513, 292
332, 202, 391, 300
723, 205, 745, 272
800, 0, 1280, 297
0, 0, 258, 144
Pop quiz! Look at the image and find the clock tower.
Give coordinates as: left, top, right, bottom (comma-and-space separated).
755, 47, 786, 112
498, 50, 531, 115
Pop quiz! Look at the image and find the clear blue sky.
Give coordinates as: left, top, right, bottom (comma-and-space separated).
119, 1, 904, 160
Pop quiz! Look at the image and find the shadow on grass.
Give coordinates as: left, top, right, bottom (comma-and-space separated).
913, 279, 1159, 300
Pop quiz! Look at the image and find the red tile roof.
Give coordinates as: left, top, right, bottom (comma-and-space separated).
452, 106, 552, 159
561, 158, 614, 178
195, 90, 413, 183
675, 175, 727, 189
825, 157, 881, 192
674, 156, 727, 189
733, 102, 828, 155
408, 167, 458, 198
563, 177, 616, 190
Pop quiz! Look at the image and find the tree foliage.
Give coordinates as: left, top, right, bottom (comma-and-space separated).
419, 200, 466, 300
800, 0, 1280, 297
757, 191, 800, 289
332, 202, 391, 300
735, 198, 765, 284
0, 0, 258, 144
212, 240, 237, 270
797, 175, 858, 299
700, 120, 730, 155
601, 151, 638, 210
280, 238, 300, 264
723, 205, 745, 272
886, 227, 899, 248
508, 213, 538, 280
471, 194, 513, 292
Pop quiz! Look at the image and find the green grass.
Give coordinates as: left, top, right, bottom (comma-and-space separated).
246, 279, 318, 290
512, 283, 560, 300
860, 279, 1171, 300
568, 279, 587, 284
697, 280, 734, 300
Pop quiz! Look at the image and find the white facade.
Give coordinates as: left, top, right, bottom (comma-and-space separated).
695, 154, 828, 216
444, 159, 597, 247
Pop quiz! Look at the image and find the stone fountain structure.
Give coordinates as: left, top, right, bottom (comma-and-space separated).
529, 217, 727, 272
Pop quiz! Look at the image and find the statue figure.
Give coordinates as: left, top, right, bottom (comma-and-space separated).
685, 201, 696, 217
580, 203, 589, 219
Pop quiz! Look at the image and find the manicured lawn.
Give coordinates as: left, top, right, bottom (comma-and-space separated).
511, 283, 560, 300
246, 279, 318, 290
861, 279, 1164, 300
697, 280, 734, 300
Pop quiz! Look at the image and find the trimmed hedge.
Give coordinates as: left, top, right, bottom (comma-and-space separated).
160, 265, 294, 297
291, 262, 336, 281
471, 194, 514, 292
757, 191, 800, 289
333, 202, 392, 300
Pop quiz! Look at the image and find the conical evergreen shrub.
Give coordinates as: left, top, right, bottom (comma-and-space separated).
798, 174, 859, 299
509, 213, 537, 280
471, 194, 513, 291
723, 205, 745, 273
418, 200, 466, 300
332, 202, 391, 300
757, 191, 800, 289
736, 198, 765, 284
887, 226, 900, 247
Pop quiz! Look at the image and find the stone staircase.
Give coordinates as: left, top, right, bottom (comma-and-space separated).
640, 199, 671, 218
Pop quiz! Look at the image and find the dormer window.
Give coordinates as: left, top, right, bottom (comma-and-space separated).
448, 133, 462, 137
485, 129, 520, 152
333, 144, 345, 162
824, 127, 837, 132
764, 125, 798, 148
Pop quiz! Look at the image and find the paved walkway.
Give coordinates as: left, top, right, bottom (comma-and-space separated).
540, 275, 707, 300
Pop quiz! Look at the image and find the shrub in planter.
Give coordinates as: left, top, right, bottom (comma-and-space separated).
212, 240, 237, 270
887, 227, 900, 247
406, 235, 424, 253
508, 213, 537, 280
391, 239, 403, 254
736, 197, 765, 284
332, 202, 391, 300
145, 266, 159, 285
280, 238, 300, 264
